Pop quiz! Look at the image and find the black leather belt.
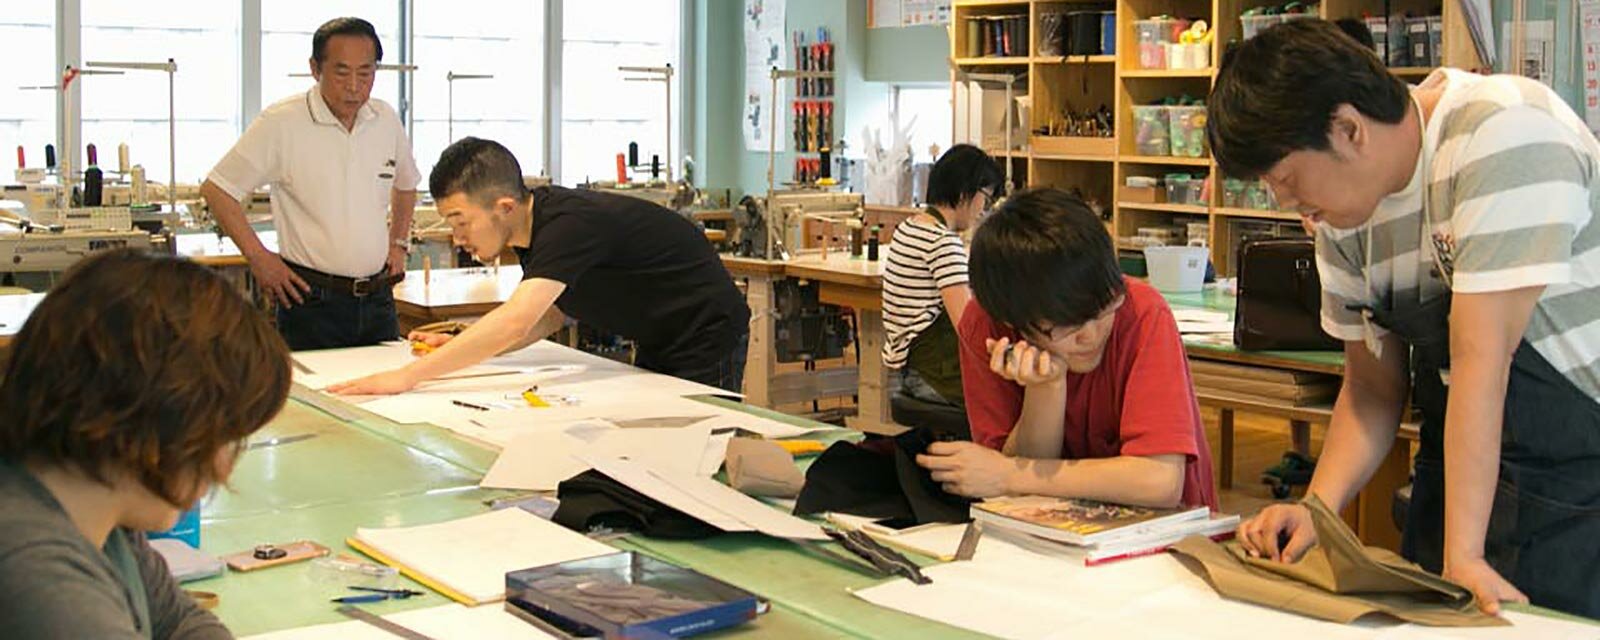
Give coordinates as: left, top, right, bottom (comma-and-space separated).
286, 262, 398, 297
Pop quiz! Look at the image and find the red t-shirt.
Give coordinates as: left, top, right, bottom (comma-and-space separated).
958, 276, 1218, 510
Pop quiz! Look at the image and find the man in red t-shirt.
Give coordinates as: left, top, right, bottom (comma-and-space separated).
916, 189, 1217, 510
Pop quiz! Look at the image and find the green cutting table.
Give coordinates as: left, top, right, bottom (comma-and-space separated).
200, 392, 979, 638
200, 385, 1591, 638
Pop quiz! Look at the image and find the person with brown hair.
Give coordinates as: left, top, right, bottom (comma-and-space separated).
0, 249, 293, 639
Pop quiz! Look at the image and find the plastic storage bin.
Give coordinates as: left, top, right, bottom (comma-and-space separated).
1222, 178, 1246, 208
1145, 245, 1210, 292
1165, 174, 1194, 204
1239, 14, 1281, 40
1135, 18, 1188, 69
1242, 180, 1274, 210
1168, 105, 1208, 158
1133, 105, 1171, 156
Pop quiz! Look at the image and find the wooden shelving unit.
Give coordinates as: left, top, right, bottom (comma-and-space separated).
1213, 206, 1301, 221
1120, 202, 1210, 215
952, 56, 1033, 66
952, 0, 1481, 276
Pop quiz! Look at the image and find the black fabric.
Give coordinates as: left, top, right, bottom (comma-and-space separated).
1234, 238, 1341, 351
1364, 286, 1600, 619
794, 428, 973, 524
553, 470, 721, 540
518, 185, 750, 376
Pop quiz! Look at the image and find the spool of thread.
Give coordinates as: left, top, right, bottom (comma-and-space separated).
819, 147, 832, 179
117, 143, 130, 174
866, 227, 881, 262
131, 165, 147, 204
16, 146, 24, 169
614, 153, 627, 183
84, 144, 103, 207
627, 142, 639, 168
44, 144, 56, 170
651, 154, 660, 180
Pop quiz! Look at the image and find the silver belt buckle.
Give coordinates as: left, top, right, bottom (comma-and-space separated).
351, 277, 372, 296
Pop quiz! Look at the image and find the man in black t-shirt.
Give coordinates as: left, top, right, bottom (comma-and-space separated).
329, 137, 750, 395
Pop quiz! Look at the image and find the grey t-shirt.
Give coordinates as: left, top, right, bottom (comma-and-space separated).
0, 459, 231, 639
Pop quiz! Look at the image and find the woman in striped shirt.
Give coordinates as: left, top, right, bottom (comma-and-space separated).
881, 145, 1003, 412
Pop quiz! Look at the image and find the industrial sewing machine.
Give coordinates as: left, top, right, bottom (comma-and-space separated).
732, 189, 862, 260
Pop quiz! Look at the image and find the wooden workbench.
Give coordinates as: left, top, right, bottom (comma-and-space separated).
720, 252, 900, 433
390, 266, 523, 334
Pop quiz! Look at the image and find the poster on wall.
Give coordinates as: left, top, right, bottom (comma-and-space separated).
744, 0, 788, 152
870, 0, 950, 28
1582, 0, 1600, 134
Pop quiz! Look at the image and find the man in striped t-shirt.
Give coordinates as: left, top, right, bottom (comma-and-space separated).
882, 145, 1003, 410
1211, 19, 1600, 618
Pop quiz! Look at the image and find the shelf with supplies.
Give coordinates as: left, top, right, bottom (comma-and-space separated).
1213, 207, 1302, 221
1118, 155, 1211, 167
953, 56, 1033, 66
1033, 54, 1117, 64
949, 0, 1485, 279
1118, 202, 1210, 215
1120, 68, 1214, 78
1033, 153, 1117, 162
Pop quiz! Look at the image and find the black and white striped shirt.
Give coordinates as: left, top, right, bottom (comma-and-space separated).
882, 216, 969, 368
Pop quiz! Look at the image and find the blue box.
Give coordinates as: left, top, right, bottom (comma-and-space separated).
506, 552, 765, 639
149, 506, 200, 548
1101, 12, 1117, 55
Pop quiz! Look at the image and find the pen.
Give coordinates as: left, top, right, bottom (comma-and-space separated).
452, 399, 490, 411
330, 593, 391, 604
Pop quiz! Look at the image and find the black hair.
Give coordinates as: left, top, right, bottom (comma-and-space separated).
430, 137, 529, 206
312, 17, 384, 66
925, 144, 1004, 208
1333, 18, 1376, 49
1208, 19, 1407, 178
969, 188, 1125, 334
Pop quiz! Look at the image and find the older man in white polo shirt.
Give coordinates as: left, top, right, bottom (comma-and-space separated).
201, 17, 419, 350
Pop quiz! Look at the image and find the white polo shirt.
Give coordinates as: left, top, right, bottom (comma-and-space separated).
208, 89, 420, 278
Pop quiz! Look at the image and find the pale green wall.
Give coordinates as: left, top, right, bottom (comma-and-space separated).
866, 24, 949, 83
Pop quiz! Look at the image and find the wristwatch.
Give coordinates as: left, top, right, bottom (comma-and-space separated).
392, 237, 411, 254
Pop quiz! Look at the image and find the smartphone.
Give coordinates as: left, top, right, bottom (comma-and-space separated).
861, 517, 944, 536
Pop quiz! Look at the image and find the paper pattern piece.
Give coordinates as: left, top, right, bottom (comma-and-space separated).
241, 604, 554, 639
580, 454, 827, 540
479, 424, 712, 491
853, 525, 1591, 639
351, 509, 616, 605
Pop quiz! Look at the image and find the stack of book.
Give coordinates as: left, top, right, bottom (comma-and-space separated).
971, 496, 1239, 566
965, 15, 1029, 58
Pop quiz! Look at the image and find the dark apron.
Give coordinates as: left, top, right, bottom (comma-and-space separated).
1359, 291, 1600, 618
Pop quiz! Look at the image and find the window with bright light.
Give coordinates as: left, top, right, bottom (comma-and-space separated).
262, 1, 400, 125
412, 1, 545, 183
559, 1, 681, 186
0, 5, 55, 176
80, 0, 239, 185
896, 85, 953, 164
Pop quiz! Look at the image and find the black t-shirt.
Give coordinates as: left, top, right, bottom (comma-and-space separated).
517, 186, 749, 375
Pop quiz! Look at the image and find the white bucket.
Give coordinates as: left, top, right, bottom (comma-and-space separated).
1144, 244, 1209, 293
